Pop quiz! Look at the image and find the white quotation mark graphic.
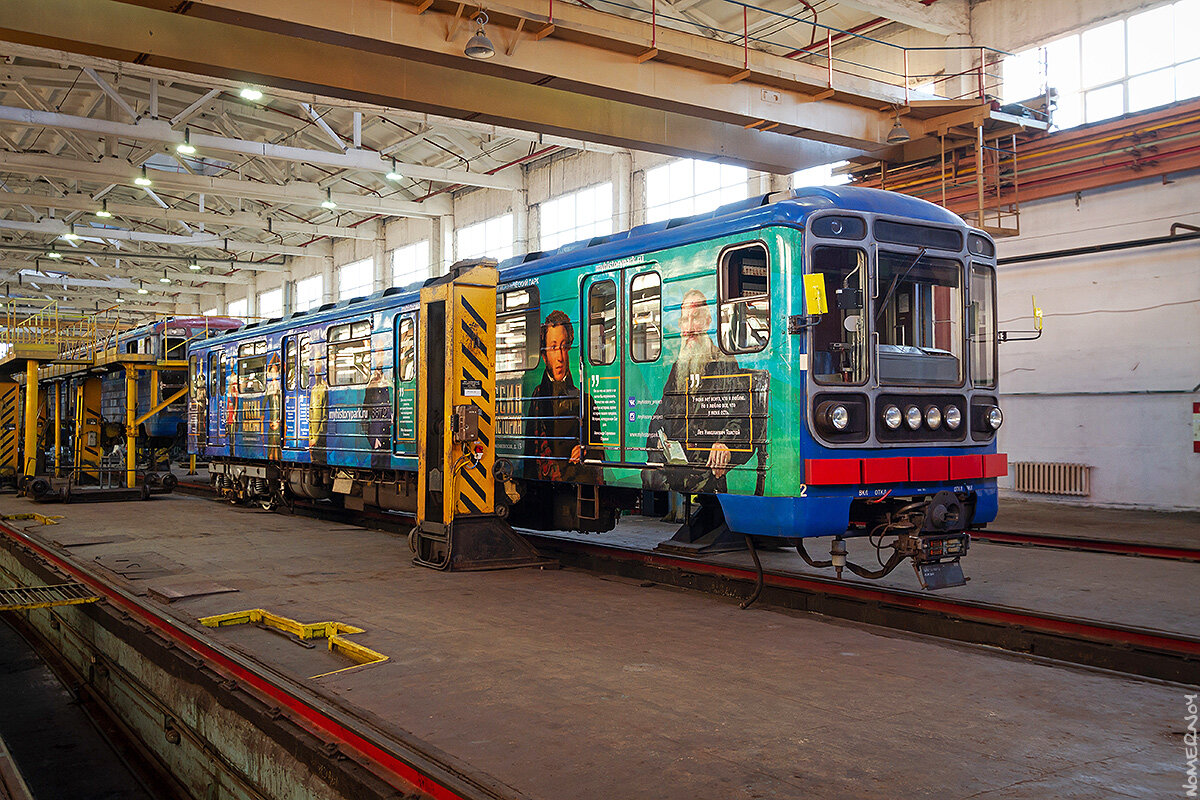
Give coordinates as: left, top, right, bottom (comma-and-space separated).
591, 374, 600, 389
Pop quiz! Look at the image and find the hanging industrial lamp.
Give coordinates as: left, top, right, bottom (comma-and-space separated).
465, 12, 496, 60
886, 111, 910, 144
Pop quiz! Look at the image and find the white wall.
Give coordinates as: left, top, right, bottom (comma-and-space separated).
995, 172, 1200, 509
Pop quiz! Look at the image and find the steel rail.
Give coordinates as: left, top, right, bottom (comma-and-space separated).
0, 517, 529, 800
970, 529, 1200, 563
173, 480, 1199, 682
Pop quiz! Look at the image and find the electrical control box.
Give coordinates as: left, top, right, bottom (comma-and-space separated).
451, 404, 480, 443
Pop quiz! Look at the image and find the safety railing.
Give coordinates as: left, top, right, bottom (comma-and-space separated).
573, 0, 1025, 103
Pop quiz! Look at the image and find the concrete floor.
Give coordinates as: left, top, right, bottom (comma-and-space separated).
993, 496, 1200, 547
0, 492, 1192, 800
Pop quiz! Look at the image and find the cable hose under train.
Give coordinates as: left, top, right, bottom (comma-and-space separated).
796, 538, 908, 580
795, 539, 833, 568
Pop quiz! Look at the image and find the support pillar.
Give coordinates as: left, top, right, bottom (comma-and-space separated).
21, 359, 38, 479
373, 221, 388, 291
53, 381, 61, 477
125, 364, 136, 489
613, 151, 633, 233
513, 188, 529, 257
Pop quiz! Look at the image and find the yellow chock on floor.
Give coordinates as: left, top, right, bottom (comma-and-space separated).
199, 608, 388, 678
0, 513, 63, 526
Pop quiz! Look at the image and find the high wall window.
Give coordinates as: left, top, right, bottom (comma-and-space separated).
539, 183, 613, 251
1003, 0, 1200, 130
257, 287, 283, 320
792, 161, 851, 188
295, 275, 323, 312
202, 307, 219, 318
645, 159, 748, 224
392, 241, 431, 287
227, 297, 248, 319
457, 214, 514, 262
338, 258, 374, 301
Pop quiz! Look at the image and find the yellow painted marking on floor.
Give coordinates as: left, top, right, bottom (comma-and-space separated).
199, 608, 388, 678
0, 513, 63, 526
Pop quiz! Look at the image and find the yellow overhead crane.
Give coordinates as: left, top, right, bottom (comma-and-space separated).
411, 260, 551, 570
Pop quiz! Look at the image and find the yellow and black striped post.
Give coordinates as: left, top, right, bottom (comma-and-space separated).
0, 381, 19, 484
413, 260, 548, 571
73, 377, 103, 484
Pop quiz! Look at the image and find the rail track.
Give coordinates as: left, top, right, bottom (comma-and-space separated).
970, 529, 1200, 563
172, 480, 1199, 684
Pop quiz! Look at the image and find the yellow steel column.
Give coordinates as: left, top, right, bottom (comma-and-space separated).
53, 381, 61, 477
21, 359, 38, 479
124, 364, 136, 489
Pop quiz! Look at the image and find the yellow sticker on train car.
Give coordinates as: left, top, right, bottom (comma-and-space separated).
803, 273, 829, 315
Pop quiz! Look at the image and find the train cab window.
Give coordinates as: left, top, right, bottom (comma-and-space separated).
238, 340, 268, 394
969, 264, 997, 388
328, 321, 372, 386
810, 246, 868, 385
874, 251, 963, 386
587, 280, 617, 366
299, 335, 311, 390
284, 338, 297, 391
164, 336, 187, 360
718, 243, 770, 354
398, 317, 416, 382
496, 287, 540, 373
630, 272, 661, 362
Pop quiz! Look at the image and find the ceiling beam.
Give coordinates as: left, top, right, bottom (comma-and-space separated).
820, 0, 969, 37
0, 151, 451, 217
0, 103, 523, 190
0, 190, 374, 239
0, 0, 898, 173
0, 217, 313, 256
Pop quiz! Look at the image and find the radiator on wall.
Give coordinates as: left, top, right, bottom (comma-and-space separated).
1011, 461, 1092, 496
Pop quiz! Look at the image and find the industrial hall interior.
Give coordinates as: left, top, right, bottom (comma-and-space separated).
0, 1, 1196, 799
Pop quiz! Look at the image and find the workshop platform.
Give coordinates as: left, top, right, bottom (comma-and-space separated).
0, 492, 1188, 800
993, 496, 1200, 548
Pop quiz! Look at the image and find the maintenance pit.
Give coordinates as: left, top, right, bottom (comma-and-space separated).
0, 492, 1188, 800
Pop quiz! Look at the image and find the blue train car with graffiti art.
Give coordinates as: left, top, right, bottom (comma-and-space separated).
190, 186, 1009, 589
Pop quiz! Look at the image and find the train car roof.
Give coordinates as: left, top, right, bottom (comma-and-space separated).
197, 186, 970, 349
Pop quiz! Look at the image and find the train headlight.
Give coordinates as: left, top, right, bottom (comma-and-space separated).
882, 404, 902, 430
829, 404, 850, 431
987, 406, 1004, 430
925, 405, 942, 430
816, 400, 853, 434
944, 405, 962, 430
905, 405, 922, 430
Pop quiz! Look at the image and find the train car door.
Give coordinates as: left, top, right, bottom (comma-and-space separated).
206, 350, 227, 448
393, 313, 418, 459
580, 271, 625, 463
282, 336, 300, 451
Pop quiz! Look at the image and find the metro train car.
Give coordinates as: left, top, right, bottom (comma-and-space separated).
61, 316, 242, 456
189, 186, 1008, 589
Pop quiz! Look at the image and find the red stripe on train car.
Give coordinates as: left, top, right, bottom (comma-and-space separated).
948, 454, 983, 480
982, 453, 1009, 478
805, 458, 862, 485
908, 456, 949, 482
862, 456, 909, 484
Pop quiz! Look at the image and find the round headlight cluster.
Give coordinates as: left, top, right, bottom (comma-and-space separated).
882, 404, 902, 430
987, 406, 1004, 430
828, 404, 850, 431
881, 402, 965, 432
816, 400, 854, 435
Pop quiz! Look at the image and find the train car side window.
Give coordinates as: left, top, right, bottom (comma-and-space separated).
219, 353, 227, 395
299, 335, 311, 389
238, 340, 268, 393
587, 279, 617, 366
398, 317, 416, 382
969, 264, 997, 388
328, 321, 371, 386
496, 287, 540, 372
284, 337, 297, 391
810, 246, 868, 385
718, 243, 770, 354
207, 352, 220, 395
630, 272, 661, 362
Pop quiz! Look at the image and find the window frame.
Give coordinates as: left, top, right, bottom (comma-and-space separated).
496, 286, 541, 373
284, 337, 297, 391
586, 278, 619, 366
397, 315, 417, 383
628, 270, 662, 364
717, 240, 772, 355
326, 320, 373, 386
237, 340, 269, 395
809, 244, 870, 387
969, 263, 999, 389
